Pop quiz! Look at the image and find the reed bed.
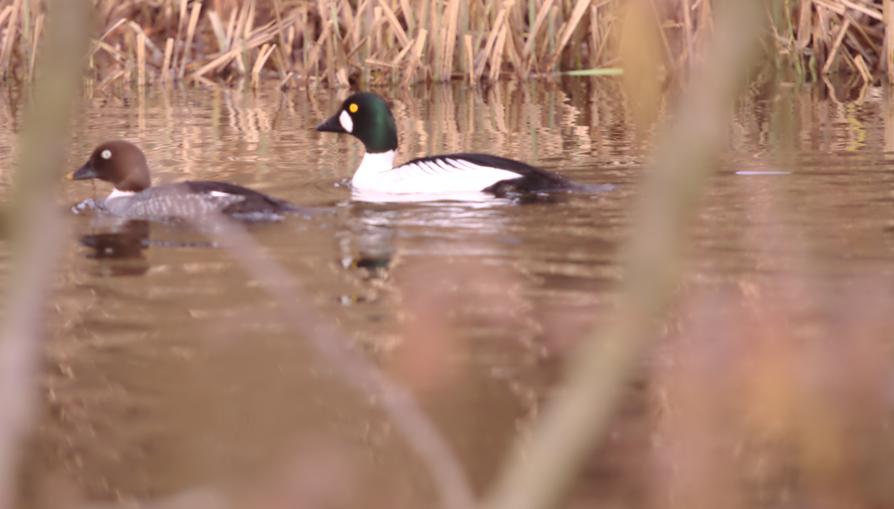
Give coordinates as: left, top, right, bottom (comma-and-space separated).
0, 1, 890, 89
0, 0, 627, 88
770, 0, 894, 84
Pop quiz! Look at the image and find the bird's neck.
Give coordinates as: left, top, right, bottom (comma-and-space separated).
352, 150, 396, 187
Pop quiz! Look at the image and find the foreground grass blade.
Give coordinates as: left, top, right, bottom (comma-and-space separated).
482, 2, 766, 509
0, 0, 89, 506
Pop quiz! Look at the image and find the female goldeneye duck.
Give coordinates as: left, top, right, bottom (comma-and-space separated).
316, 92, 578, 199
72, 140, 305, 221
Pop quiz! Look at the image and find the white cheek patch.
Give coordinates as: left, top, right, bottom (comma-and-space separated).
339, 110, 354, 133
101, 149, 112, 160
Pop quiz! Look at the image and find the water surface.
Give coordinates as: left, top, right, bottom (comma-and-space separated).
2, 79, 894, 507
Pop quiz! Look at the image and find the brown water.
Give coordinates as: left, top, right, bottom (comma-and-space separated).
3, 79, 894, 508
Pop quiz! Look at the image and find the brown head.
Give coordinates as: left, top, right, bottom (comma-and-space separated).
72, 140, 151, 192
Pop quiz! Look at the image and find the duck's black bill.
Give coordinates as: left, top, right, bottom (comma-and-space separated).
316, 113, 345, 133
72, 161, 98, 181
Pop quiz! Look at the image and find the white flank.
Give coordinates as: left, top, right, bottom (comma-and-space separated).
209, 190, 235, 197
106, 188, 136, 201
350, 150, 522, 196
351, 189, 499, 203
339, 110, 354, 133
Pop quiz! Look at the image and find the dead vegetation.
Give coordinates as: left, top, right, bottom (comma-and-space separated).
0, 0, 626, 88
0, 1, 884, 89
771, 0, 894, 85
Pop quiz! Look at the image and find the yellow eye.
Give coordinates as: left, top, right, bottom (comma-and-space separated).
348, 103, 359, 113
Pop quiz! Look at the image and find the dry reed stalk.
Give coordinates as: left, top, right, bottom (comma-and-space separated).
698, 0, 714, 39
797, 0, 813, 50
646, 0, 676, 69
243, 0, 256, 39
588, 4, 600, 68
523, 0, 554, 61
845, 19, 878, 65
488, 23, 508, 81
341, 0, 358, 44
814, 0, 846, 15
161, 37, 174, 82
437, 0, 460, 81
170, 0, 189, 73
389, 37, 415, 66
304, 20, 331, 79
26, 13, 42, 82
191, 31, 273, 81
0, 7, 11, 36
682, 0, 694, 65
231, 1, 254, 74
822, 17, 851, 74
224, 7, 238, 49
464, 33, 474, 82
402, 28, 427, 86
0, 0, 22, 79
345, 0, 369, 45
178, 1, 203, 79
128, 21, 154, 81
96, 69, 125, 92
92, 17, 127, 56
136, 30, 146, 85
207, 10, 228, 51
475, 2, 512, 80
886, 0, 894, 82
251, 42, 275, 87
270, 0, 289, 74
95, 40, 127, 64
854, 52, 872, 81
548, 0, 591, 69
277, 70, 294, 88
378, 0, 409, 48
839, 0, 883, 21
399, 0, 413, 31
503, 22, 524, 78
813, 4, 830, 69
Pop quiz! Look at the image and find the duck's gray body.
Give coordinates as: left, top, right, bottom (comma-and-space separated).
100, 181, 298, 222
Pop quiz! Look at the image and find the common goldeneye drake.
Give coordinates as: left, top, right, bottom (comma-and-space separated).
316, 92, 580, 200
72, 140, 305, 221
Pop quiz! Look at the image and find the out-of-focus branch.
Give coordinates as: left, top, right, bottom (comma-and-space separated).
0, 1, 90, 507
482, 3, 767, 509
191, 215, 475, 509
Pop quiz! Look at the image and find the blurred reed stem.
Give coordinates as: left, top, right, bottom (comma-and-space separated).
482, 2, 766, 509
189, 214, 476, 509
0, 0, 89, 506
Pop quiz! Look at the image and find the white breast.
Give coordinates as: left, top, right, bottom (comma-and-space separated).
106, 188, 136, 201
350, 151, 522, 195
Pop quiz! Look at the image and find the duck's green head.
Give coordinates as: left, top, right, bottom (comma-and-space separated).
316, 92, 398, 153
